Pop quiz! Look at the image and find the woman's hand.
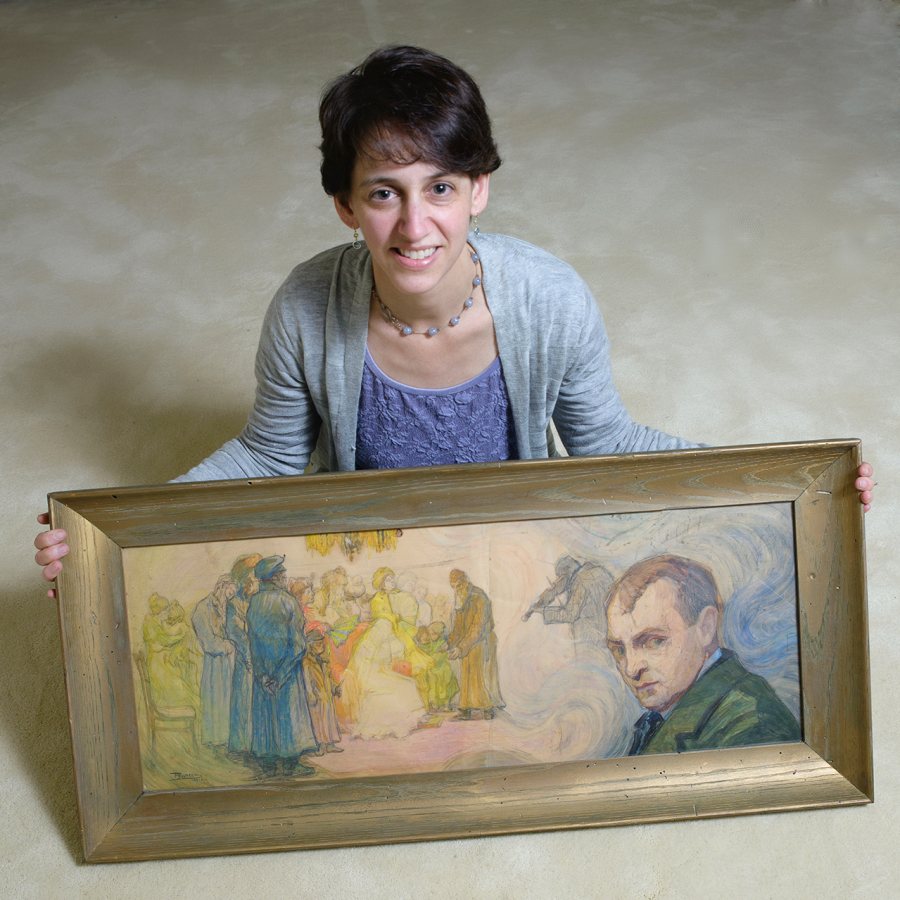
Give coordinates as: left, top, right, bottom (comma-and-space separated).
856, 462, 875, 513
34, 512, 69, 598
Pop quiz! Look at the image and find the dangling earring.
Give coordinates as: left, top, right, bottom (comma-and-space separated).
470, 215, 480, 235
351, 228, 361, 250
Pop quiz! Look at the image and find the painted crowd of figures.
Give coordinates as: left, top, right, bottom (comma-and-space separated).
139, 546, 802, 779
139, 554, 504, 778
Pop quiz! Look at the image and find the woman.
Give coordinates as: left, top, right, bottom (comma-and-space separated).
34, 45, 874, 583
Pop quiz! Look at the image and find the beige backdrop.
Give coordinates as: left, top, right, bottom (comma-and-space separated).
3, 1, 897, 897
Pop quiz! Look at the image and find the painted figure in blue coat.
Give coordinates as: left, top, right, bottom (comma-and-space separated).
191, 574, 236, 747
226, 553, 261, 760
247, 555, 317, 777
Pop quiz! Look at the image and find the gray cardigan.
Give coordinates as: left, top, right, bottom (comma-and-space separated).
176, 232, 694, 482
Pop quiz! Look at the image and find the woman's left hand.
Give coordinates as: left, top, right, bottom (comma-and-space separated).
856, 462, 875, 512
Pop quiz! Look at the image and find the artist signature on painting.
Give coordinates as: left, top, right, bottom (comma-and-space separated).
171, 771, 202, 782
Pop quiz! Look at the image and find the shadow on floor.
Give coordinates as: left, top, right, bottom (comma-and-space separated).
9, 332, 250, 488
10, 333, 254, 858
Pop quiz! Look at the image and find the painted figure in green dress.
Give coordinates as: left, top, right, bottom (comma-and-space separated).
143, 593, 202, 712
415, 621, 459, 713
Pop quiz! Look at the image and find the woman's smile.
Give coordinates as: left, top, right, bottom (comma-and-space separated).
392, 245, 441, 270
396, 246, 437, 261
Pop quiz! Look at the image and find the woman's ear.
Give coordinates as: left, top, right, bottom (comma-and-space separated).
333, 194, 358, 230
470, 173, 491, 217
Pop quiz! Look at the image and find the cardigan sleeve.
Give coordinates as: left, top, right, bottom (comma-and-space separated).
173, 278, 324, 483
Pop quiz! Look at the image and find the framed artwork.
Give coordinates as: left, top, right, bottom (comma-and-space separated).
49, 440, 872, 862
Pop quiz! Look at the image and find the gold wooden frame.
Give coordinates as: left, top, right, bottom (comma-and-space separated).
50, 440, 872, 862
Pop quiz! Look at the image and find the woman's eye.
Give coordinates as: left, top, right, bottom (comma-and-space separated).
432, 182, 453, 196
371, 189, 394, 201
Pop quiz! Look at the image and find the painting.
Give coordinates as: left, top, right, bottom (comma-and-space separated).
126, 503, 801, 790
49, 441, 872, 862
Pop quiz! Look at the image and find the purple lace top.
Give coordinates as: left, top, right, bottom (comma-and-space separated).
355, 348, 518, 469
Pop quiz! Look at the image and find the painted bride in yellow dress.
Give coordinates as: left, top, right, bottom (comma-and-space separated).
342, 567, 432, 739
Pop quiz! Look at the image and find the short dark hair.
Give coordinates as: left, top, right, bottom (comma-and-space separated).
319, 45, 501, 198
605, 554, 723, 626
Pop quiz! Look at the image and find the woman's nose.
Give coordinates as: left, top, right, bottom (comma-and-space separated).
398, 198, 429, 241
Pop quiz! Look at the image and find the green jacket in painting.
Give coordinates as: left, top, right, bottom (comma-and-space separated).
641, 650, 801, 755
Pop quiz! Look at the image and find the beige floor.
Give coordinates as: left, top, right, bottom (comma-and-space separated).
3, 1, 898, 897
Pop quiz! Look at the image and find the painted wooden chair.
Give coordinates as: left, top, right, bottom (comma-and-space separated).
133, 649, 200, 752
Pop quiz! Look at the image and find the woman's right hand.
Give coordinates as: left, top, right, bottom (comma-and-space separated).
34, 512, 69, 598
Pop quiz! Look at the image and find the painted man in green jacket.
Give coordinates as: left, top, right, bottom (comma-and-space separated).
604, 554, 800, 756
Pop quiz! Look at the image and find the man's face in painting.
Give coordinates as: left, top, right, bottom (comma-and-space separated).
606, 578, 718, 714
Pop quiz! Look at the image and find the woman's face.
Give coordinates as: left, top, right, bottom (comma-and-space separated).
335, 156, 489, 306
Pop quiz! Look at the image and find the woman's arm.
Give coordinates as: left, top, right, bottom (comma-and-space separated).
174, 282, 323, 482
